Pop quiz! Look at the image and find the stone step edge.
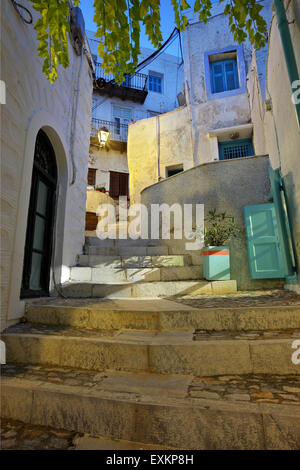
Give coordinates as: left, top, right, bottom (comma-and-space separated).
3, 331, 300, 376
24, 303, 300, 332
2, 378, 300, 450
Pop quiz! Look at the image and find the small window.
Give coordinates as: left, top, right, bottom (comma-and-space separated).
210, 59, 239, 94
218, 139, 254, 160
166, 165, 184, 177
149, 73, 163, 93
88, 168, 96, 186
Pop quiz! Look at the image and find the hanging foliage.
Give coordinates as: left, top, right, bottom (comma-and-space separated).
29, 0, 267, 83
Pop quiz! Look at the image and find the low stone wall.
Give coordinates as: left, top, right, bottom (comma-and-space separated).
86, 190, 115, 213
141, 155, 284, 290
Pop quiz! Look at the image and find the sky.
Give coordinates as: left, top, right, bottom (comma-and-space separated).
79, 0, 186, 57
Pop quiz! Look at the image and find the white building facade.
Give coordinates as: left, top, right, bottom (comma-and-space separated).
86, 30, 184, 201
0, 1, 93, 330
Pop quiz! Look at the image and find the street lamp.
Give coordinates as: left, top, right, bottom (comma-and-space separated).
98, 126, 110, 148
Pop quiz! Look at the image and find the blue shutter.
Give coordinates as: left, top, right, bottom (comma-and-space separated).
211, 62, 225, 93
210, 59, 239, 94
224, 59, 238, 90
243, 204, 285, 279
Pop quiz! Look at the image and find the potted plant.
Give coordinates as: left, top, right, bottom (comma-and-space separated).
202, 209, 242, 281
96, 186, 107, 193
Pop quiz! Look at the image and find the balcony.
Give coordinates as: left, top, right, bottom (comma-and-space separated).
94, 63, 148, 104
91, 118, 128, 152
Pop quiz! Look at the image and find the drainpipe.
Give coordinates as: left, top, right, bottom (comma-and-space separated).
273, 0, 300, 128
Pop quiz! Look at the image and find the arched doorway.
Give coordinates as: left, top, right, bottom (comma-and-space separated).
21, 129, 57, 298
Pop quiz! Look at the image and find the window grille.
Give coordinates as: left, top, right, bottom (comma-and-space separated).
218, 139, 254, 160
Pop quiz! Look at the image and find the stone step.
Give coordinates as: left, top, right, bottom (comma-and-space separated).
2, 323, 300, 376
69, 266, 203, 283
2, 365, 300, 449
77, 254, 195, 268
24, 298, 300, 332
86, 245, 169, 256
85, 237, 158, 247
60, 280, 237, 298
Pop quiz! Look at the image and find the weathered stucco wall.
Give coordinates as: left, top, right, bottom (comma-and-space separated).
0, 1, 93, 330
246, 51, 266, 156
128, 106, 193, 204
141, 156, 284, 291
263, 0, 300, 283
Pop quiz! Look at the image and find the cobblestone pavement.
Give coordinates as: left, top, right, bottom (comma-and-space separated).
194, 329, 300, 341
25, 289, 300, 309
174, 289, 300, 307
189, 374, 300, 405
0, 418, 81, 450
2, 364, 300, 406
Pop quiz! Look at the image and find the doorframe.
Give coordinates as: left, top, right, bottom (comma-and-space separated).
7, 111, 69, 322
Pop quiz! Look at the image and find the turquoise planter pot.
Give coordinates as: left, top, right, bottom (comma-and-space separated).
203, 246, 230, 281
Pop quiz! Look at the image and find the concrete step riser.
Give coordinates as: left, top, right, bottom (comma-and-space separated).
70, 266, 203, 283
61, 280, 237, 298
86, 246, 170, 256
77, 254, 196, 268
2, 379, 299, 449
25, 305, 300, 332
3, 334, 299, 376
85, 237, 161, 247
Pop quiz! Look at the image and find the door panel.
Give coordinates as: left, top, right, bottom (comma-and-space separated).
21, 130, 57, 298
243, 203, 285, 279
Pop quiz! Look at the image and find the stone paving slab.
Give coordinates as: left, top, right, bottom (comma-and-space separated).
2, 366, 300, 449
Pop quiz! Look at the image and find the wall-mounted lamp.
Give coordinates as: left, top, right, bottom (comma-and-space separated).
98, 126, 110, 148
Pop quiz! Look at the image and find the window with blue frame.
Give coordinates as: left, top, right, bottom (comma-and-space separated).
218, 139, 254, 160
210, 59, 239, 94
149, 73, 163, 93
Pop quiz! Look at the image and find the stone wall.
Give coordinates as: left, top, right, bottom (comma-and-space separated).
0, 1, 93, 330
141, 156, 284, 291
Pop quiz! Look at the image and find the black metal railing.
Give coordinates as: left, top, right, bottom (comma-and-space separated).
91, 118, 128, 143
95, 63, 148, 91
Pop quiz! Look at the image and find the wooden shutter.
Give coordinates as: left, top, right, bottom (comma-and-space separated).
109, 171, 120, 198
119, 173, 129, 197
88, 168, 96, 186
243, 204, 285, 279
109, 171, 129, 198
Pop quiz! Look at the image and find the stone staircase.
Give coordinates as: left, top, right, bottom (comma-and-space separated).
62, 236, 237, 298
2, 294, 300, 449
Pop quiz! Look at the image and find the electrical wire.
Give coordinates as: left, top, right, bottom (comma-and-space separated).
135, 28, 179, 73
10, 0, 33, 24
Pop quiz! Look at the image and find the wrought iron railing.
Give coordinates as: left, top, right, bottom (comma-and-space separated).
95, 63, 148, 91
91, 118, 128, 143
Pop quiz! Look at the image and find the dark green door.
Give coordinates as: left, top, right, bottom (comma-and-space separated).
21, 130, 57, 298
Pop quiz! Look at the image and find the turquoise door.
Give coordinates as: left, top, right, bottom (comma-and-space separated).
243, 204, 285, 279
